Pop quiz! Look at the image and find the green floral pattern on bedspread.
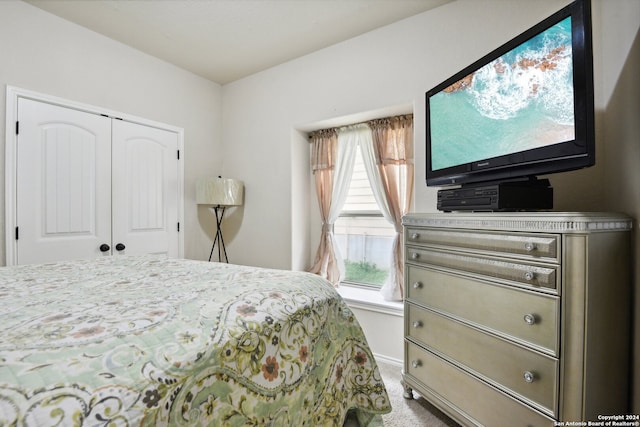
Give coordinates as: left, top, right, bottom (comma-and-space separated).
0, 256, 390, 426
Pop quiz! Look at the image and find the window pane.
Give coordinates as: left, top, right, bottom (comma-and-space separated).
335, 216, 394, 287
334, 144, 395, 288
341, 145, 378, 212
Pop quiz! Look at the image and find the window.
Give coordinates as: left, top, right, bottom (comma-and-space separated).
334, 144, 395, 288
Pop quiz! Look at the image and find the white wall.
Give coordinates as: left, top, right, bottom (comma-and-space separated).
599, 0, 640, 413
0, 0, 223, 262
221, 0, 640, 410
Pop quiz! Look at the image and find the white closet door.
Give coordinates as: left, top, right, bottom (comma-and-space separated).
16, 98, 112, 264
111, 120, 179, 257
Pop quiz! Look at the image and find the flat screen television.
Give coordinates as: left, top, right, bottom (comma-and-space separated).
426, 0, 594, 210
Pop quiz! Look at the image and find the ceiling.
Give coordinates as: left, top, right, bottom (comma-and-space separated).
25, 0, 451, 85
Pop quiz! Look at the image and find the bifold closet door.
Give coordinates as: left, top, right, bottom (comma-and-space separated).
15, 98, 180, 264
111, 120, 179, 257
16, 98, 112, 264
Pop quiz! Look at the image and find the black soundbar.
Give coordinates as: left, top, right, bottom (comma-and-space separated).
437, 179, 553, 212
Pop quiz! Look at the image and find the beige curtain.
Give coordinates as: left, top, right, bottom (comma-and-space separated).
368, 115, 414, 300
308, 129, 343, 285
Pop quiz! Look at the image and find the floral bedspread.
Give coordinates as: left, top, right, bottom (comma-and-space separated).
0, 256, 390, 426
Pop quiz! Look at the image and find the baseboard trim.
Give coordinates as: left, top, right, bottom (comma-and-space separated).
374, 353, 403, 367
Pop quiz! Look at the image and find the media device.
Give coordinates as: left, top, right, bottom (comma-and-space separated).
426, 0, 594, 211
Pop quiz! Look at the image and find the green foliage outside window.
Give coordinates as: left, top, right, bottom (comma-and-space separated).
344, 260, 388, 286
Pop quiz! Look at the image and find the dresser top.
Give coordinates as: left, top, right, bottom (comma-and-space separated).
402, 212, 633, 233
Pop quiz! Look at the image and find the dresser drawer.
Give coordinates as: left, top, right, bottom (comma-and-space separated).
406, 246, 558, 291
407, 304, 558, 416
405, 342, 554, 427
405, 227, 559, 262
406, 266, 559, 355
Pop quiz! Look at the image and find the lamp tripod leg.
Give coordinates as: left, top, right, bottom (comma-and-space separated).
209, 206, 229, 263
219, 231, 228, 263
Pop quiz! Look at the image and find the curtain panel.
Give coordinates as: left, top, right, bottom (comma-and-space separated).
308, 128, 357, 285
368, 115, 414, 300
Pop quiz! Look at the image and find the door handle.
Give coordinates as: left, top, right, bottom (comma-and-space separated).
99, 244, 110, 252
115, 243, 126, 251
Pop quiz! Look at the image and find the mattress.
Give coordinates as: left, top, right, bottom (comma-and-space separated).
0, 255, 390, 426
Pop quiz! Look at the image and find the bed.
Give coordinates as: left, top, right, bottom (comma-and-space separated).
0, 255, 391, 426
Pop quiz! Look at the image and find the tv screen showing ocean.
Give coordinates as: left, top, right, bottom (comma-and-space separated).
429, 16, 575, 171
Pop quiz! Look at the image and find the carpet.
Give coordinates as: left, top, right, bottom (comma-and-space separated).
344, 360, 461, 426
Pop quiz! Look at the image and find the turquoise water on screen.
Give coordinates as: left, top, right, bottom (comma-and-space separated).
430, 17, 575, 171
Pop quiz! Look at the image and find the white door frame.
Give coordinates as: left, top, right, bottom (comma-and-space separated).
5, 85, 185, 265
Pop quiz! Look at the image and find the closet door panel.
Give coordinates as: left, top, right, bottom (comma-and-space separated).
111, 120, 179, 257
16, 98, 112, 264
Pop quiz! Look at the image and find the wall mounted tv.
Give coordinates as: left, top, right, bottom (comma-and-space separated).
426, 0, 594, 211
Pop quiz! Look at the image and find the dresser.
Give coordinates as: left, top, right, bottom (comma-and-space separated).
402, 212, 632, 426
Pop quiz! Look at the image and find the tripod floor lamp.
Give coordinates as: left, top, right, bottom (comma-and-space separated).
196, 177, 244, 262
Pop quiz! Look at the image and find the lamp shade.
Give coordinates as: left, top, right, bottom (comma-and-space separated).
196, 177, 244, 206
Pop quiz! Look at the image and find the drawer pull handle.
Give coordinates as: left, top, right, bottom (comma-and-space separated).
412, 282, 422, 289
523, 314, 537, 325
411, 360, 421, 369
413, 320, 423, 329
411, 252, 420, 260
523, 371, 536, 383
524, 271, 536, 281
411, 232, 420, 240
524, 242, 537, 252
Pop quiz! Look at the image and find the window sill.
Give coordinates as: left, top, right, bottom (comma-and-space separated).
336, 284, 404, 317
